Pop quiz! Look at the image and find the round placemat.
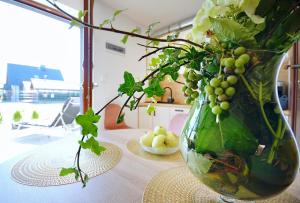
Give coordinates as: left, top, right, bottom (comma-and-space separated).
126, 139, 183, 162
143, 166, 300, 203
11, 142, 122, 186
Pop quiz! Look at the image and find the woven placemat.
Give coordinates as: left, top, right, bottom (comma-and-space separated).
126, 139, 183, 162
143, 166, 300, 203
11, 142, 122, 186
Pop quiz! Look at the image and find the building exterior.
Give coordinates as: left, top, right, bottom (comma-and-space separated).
3, 63, 80, 103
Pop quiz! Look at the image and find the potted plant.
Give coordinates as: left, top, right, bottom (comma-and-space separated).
47, 0, 299, 201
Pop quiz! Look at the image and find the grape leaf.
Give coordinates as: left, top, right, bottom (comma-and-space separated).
121, 35, 129, 44
99, 19, 110, 28
79, 137, 106, 156
145, 22, 160, 35
118, 71, 143, 96
195, 104, 258, 156
117, 113, 125, 124
144, 78, 165, 97
112, 9, 127, 21
210, 17, 257, 46
76, 108, 100, 137
60, 167, 79, 180
146, 104, 155, 115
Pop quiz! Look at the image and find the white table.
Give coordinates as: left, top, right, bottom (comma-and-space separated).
0, 129, 299, 203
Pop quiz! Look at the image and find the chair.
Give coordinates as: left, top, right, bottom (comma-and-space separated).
168, 113, 189, 136
13, 97, 80, 130
104, 103, 130, 130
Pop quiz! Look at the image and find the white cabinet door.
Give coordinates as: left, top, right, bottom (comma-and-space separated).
138, 107, 153, 130
169, 107, 190, 121
152, 106, 170, 129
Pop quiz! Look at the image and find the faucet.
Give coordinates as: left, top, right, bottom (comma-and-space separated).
162, 87, 174, 103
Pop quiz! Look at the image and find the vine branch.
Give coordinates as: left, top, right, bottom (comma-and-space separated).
45, 0, 204, 49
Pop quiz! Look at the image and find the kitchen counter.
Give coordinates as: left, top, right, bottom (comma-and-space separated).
138, 102, 191, 108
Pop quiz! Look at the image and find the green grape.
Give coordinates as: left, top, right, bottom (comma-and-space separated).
210, 78, 221, 87
235, 58, 245, 69
227, 75, 238, 85
195, 74, 202, 81
183, 69, 189, 78
191, 82, 198, 89
221, 42, 228, 49
221, 58, 227, 66
239, 54, 250, 64
191, 91, 199, 99
212, 105, 222, 115
225, 58, 235, 68
234, 67, 245, 74
234, 47, 246, 56
209, 102, 216, 108
224, 67, 234, 74
214, 87, 224, 96
225, 87, 236, 97
218, 94, 228, 101
188, 71, 197, 81
185, 88, 193, 95
220, 81, 229, 89
205, 85, 214, 95
185, 97, 192, 104
182, 85, 188, 92
208, 95, 216, 102
220, 101, 230, 110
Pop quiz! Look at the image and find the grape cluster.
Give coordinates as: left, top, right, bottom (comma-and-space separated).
205, 46, 252, 115
205, 75, 238, 115
182, 69, 201, 104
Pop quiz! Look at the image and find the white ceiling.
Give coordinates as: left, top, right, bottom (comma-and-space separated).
98, 0, 203, 31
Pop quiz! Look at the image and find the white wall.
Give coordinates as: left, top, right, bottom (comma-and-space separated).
92, 1, 146, 129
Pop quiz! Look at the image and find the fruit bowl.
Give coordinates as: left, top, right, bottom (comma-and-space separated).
140, 143, 179, 155
139, 126, 179, 155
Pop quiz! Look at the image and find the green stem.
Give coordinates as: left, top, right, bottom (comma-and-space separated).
259, 82, 277, 138
240, 75, 257, 100
267, 117, 284, 164
218, 119, 224, 148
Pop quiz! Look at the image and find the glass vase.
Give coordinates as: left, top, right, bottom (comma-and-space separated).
180, 52, 299, 201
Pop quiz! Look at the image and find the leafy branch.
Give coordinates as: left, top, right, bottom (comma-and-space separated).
45, 0, 204, 49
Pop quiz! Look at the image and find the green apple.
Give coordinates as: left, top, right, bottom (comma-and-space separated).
165, 132, 179, 147
140, 131, 155, 147
154, 126, 167, 135
152, 134, 166, 148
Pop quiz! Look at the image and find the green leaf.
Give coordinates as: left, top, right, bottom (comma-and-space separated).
78, 10, 88, 20
239, 0, 265, 24
69, 19, 79, 29
195, 104, 258, 156
60, 167, 78, 178
117, 114, 125, 124
112, 9, 127, 21
144, 78, 165, 97
13, 111, 22, 122
210, 18, 257, 46
146, 104, 155, 115
145, 22, 160, 35
99, 19, 110, 28
76, 108, 100, 137
160, 66, 180, 81
121, 35, 129, 44
149, 57, 160, 67
118, 71, 143, 96
207, 63, 219, 74
187, 150, 213, 174
79, 136, 106, 156
131, 27, 141, 34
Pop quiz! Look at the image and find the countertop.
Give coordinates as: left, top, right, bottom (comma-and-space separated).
138, 102, 191, 108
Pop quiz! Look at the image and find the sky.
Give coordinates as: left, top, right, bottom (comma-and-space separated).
0, 1, 81, 86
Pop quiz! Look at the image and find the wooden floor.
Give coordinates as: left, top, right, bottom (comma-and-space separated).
0, 129, 299, 203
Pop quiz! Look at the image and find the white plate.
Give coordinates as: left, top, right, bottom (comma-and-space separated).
140, 143, 179, 155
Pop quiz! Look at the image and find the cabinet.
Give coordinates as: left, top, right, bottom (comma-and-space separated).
138, 105, 190, 130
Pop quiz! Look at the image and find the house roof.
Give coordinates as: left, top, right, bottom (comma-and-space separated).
4, 63, 64, 89
31, 78, 79, 91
